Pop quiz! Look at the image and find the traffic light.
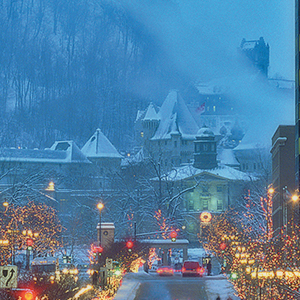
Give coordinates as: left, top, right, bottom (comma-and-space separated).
219, 242, 227, 253
170, 231, 177, 242
92, 245, 103, 255
230, 272, 238, 280
126, 241, 133, 252
26, 238, 33, 251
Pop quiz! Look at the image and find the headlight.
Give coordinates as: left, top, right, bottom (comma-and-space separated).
50, 275, 55, 280
62, 268, 69, 274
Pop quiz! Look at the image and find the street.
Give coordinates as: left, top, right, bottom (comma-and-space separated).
134, 273, 209, 300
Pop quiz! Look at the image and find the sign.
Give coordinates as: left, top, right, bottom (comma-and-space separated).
0, 265, 18, 288
200, 212, 212, 223
106, 258, 113, 269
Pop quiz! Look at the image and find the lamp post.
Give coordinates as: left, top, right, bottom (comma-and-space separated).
23, 230, 39, 270
97, 202, 104, 266
292, 194, 298, 232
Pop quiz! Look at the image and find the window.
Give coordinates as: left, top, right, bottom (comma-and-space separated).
217, 185, 223, 192
253, 163, 256, 170
202, 199, 209, 210
213, 105, 216, 112
165, 140, 167, 145
140, 131, 144, 138
203, 144, 208, 151
174, 141, 177, 147
217, 200, 223, 211
189, 200, 194, 211
202, 185, 209, 193
165, 159, 168, 166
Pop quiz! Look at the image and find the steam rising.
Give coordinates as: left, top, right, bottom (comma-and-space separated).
122, 0, 295, 145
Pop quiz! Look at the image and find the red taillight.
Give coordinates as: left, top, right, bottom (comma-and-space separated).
197, 268, 201, 273
182, 267, 186, 272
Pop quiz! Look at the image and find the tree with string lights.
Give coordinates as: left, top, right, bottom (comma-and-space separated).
0, 201, 62, 265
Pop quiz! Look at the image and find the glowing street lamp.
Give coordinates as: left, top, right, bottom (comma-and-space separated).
97, 202, 104, 266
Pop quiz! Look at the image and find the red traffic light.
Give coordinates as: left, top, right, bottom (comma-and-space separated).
170, 231, 177, 239
92, 245, 103, 253
219, 242, 227, 251
26, 238, 33, 246
126, 241, 133, 249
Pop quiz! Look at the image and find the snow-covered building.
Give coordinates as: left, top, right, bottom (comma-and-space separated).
0, 130, 122, 210
135, 90, 199, 170
153, 127, 256, 242
81, 128, 123, 172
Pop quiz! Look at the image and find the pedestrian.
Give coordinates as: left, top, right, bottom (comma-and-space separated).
216, 295, 221, 300
207, 260, 212, 276
227, 297, 232, 300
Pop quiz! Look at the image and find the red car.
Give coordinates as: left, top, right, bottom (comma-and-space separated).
182, 261, 204, 277
156, 266, 174, 276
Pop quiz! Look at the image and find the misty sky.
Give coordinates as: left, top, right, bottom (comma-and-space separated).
123, 0, 294, 80
123, 0, 295, 145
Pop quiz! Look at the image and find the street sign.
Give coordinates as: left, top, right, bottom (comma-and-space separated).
0, 265, 18, 288
106, 258, 113, 269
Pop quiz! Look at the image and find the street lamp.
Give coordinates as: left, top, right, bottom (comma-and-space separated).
292, 194, 298, 232
97, 202, 104, 266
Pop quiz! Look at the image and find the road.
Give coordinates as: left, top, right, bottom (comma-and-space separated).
134, 273, 209, 300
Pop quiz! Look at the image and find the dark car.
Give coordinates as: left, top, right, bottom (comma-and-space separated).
182, 261, 204, 277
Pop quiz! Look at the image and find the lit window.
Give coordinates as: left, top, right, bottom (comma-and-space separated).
140, 132, 144, 138
217, 200, 223, 211
213, 106, 216, 112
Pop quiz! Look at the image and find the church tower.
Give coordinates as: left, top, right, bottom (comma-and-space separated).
193, 126, 217, 169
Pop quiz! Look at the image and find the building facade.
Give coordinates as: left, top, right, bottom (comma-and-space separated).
271, 125, 296, 236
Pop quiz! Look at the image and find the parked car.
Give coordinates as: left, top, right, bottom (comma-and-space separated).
182, 261, 204, 277
156, 266, 174, 276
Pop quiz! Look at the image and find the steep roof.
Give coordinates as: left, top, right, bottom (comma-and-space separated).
143, 102, 159, 121
50, 141, 90, 163
218, 148, 240, 167
81, 129, 122, 159
152, 90, 199, 140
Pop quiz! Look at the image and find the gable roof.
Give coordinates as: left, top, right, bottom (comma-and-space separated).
160, 164, 255, 182
81, 129, 122, 159
152, 90, 199, 140
50, 141, 90, 163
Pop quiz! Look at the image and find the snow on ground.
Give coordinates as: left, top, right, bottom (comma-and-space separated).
205, 275, 241, 300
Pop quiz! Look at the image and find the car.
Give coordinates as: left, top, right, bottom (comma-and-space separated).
181, 261, 204, 277
156, 266, 174, 276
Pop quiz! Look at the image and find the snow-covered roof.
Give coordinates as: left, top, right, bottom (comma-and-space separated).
161, 164, 254, 182
0, 142, 90, 164
143, 102, 159, 121
121, 147, 146, 166
152, 90, 199, 140
217, 148, 240, 166
195, 80, 230, 95
81, 129, 122, 159
50, 141, 91, 163
268, 78, 295, 90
